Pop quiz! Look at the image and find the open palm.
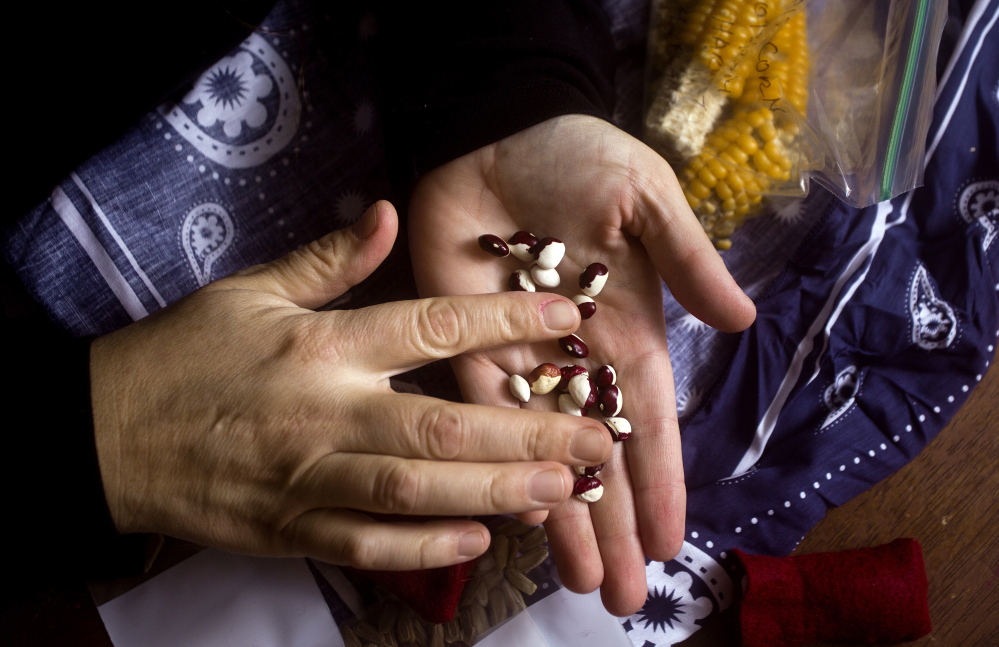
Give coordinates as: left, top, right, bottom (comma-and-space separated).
408, 115, 756, 615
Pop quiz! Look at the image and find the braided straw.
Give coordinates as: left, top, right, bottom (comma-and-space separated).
340, 520, 549, 647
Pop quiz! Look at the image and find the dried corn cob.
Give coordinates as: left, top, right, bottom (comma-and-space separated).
678, 9, 809, 248
678, 106, 795, 247
646, 0, 810, 248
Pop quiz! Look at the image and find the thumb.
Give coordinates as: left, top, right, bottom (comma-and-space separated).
628, 152, 756, 332
226, 200, 399, 308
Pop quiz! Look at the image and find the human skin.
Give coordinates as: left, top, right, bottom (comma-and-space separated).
90, 200, 613, 571
408, 115, 756, 615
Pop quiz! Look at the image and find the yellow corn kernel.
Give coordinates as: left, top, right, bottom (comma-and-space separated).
718, 125, 740, 141
718, 152, 739, 168
752, 150, 776, 176
698, 167, 718, 187
726, 168, 745, 191
723, 76, 746, 98
706, 158, 728, 179
763, 139, 783, 160
727, 146, 749, 165
715, 238, 733, 250
720, 45, 742, 64
758, 121, 777, 141
715, 179, 734, 201
689, 179, 712, 200
683, 189, 702, 210
736, 133, 759, 155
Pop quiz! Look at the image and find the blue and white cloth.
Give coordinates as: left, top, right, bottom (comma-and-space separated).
630, 2, 999, 644
3, 1, 391, 336
2, 0, 996, 645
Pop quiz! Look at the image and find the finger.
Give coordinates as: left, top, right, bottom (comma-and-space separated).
544, 500, 604, 594
349, 392, 611, 465
295, 453, 576, 516
284, 509, 490, 570
224, 200, 399, 308
339, 293, 580, 373
626, 152, 756, 332
619, 350, 686, 563
586, 452, 654, 617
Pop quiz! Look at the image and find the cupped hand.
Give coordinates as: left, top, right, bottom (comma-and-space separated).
90, 200, 612, 571
408, 115, 756, 615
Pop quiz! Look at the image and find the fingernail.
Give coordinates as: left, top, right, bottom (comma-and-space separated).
527, 470, 566, 503
571, 427, 609, 462
352, 202, 379, 240
458, 532, 486, 558
542, 299, 577, 331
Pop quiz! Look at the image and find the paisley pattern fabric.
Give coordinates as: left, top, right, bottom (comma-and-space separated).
4, 1, 392, 336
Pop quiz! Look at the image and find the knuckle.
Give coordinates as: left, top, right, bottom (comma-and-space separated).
414, 539, 437, 571
413, 300, 467, 357
273, 317, 342, 365
341, 530, 377, 569
495, 298, 535, 345
259, 236, 351, 296
484, 471, 509, 512
522, 421, 546, 459
418, 405, 467, 460
373, 463, 422, 514
293, 236, 346, 278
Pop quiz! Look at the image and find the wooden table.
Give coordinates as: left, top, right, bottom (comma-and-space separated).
680, 348, 999, 646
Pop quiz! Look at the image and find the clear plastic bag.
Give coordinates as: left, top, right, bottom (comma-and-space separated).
643, 0, 948, 248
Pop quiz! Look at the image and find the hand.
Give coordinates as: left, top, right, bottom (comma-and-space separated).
408, 116, 755, 614
90, 200, 612, 571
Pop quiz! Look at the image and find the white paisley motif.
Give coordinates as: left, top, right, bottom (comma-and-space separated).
909, 264, 958, 351
182, 203, 234, 286
957, 180, 999, 251
820, 365, 861, 430
162, 33, 300, 168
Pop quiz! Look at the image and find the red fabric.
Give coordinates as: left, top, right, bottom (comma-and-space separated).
350, 559, 477, 624
735, 538, 932, 647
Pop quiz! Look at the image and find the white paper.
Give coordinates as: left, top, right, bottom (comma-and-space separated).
476, 608, 549, 646
476, 588, 631, 647
98, 549, 343, 647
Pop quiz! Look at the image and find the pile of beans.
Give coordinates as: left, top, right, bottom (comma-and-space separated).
478, 232, 631, 503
